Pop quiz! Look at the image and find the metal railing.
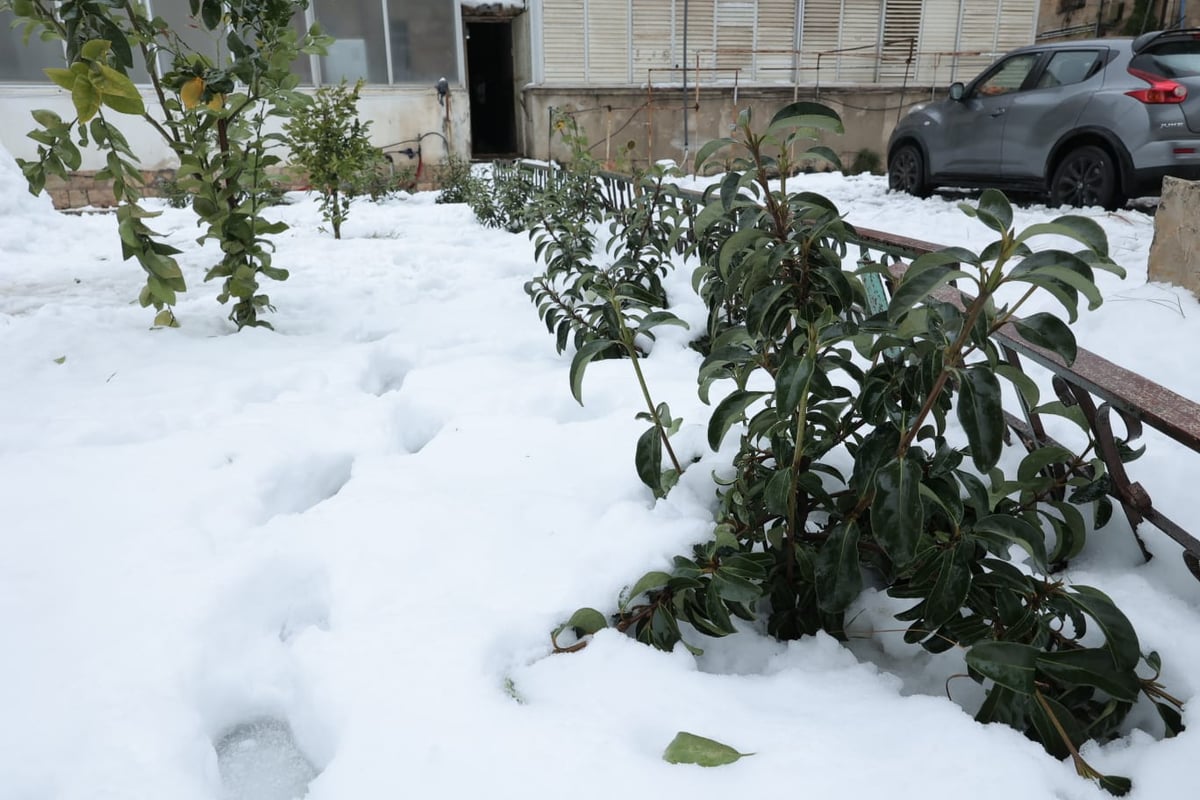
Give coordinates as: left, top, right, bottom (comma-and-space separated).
510, 161, 1200, 580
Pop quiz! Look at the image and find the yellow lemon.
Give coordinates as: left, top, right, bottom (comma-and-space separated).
180, 77, 205, 110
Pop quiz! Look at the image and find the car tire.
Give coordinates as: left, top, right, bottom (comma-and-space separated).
1049, 146, 1123, 210
888, 144, 931, 198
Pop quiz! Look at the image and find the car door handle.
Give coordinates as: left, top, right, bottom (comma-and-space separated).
990, 108, 1007, 118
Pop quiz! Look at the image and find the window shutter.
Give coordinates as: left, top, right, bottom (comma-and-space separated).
839, 0, 882, 82
756, 0, 798, 84
997, 0, 1036, 51
957, 0, 1001, 79
674, 0, 717, 75
880, 0, 922, 82
587, 0, 631, 82
800, 0, 841, 80
715, 0, 756, 79
633, 1, 674, 83
917, 0, 961, 84
543, 0, 587, 83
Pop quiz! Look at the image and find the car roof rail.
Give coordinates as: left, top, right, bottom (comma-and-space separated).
1132, 28, 1200, 54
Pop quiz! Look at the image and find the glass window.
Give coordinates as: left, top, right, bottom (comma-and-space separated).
976, 53, 1039, 97
0, 10, 67, 82
1132, 40, 1200, 79
1037, 50, 1100, 89
147, 0, 223, 65
388, 0, 458, 84
312, 0, 389, 84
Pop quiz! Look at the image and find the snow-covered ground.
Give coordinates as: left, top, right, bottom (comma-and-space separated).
1, 150, 1197, 800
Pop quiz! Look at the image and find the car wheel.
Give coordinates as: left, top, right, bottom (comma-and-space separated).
1049, 146, 1123, 210
888, 144, 931, 197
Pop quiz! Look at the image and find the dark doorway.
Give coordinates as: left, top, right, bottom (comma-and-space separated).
466, 21, 517, 158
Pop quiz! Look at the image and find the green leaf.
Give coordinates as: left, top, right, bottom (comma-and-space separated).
970, 514, 1048, 571
566, 607, 608, 635
957, 366, 1004, 472
635, 426, 664, 496
1097, 775, 1132, 797
921, 541, 974, 631
44, 68, 76, 92
814, 522, 863, 613
568, 338, 619, 405
967, 641, 1039, 694
53, 355, 66, 365
765, 101, 844, 136
1029, 691, 1087, 759
1014, 215, 1109, 257
1016, 445, 1074, 484
774, 351, 814, 415
662, 732, 752, 767
1035, 649, 1139, 702
626, 571, 671, 604
693, 137, 736, 173
1063, 586, 1140, 671
80, 39, 111, 62
973, 188, 1014, 233
1013, 312, 1077, 366
71, 77, 101, 123
707, 390, 767, 451
870, 459, 923, 567
887, 265, 971, 321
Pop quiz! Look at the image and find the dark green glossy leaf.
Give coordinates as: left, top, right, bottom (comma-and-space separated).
870, 459, 923, 567
568, 338, 620, 405
566, 607, 608, 635
1035, 649, 1139, 702
1014, 313, 1078, 366
957, 366, 1004, 471
635, 426, 664, 496
921, 541, 974, 631
814, 522, 863, 613
1063, 587, 1140, 671
971, 514, 1048, 571
966, 641, 1039, 694
775, 350, 815, 415
887, 265, 972, 322
1014, 215, 1109, 257
707, 390, 767, 450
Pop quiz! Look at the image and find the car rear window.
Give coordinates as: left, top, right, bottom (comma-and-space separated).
1131, 40, 1200, 78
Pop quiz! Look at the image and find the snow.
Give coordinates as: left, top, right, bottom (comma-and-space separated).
0, 146, 1198, 800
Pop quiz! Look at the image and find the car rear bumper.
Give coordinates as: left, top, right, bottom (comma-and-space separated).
1127, 140, 1200, 195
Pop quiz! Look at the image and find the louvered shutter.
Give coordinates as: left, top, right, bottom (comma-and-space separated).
996, 0, 1036, 51
958, 0, 1000, 79
715, 0, 756, 79
880, 0, 921, 82
918, 0, 961, 84
800, 0, 841, 81
756, 0, 798, 84
839, 0, 881, 82
544, 0, 587, 83
633, 0, 674, 83
588, 0, 631, 82
674, 0, 717, 75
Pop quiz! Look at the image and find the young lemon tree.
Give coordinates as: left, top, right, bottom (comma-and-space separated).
4, 0, 330, 328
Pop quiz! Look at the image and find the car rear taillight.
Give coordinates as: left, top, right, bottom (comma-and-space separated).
1126, 68, 1188, 103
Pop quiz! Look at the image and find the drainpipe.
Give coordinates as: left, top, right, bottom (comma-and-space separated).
682, 0, 689, 170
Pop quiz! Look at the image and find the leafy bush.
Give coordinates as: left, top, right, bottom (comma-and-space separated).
284, 80, 385, 239
434, 154, 480, 205
7, 0, 330, 328
539, 102, 1182, 795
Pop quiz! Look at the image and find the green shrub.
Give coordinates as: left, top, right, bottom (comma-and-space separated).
284, 80, 385, 239
543, 102, 1181, 796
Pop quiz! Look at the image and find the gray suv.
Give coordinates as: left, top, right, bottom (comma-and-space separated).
887, 29, 1200, 209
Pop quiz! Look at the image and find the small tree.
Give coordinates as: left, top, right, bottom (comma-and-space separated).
4, 0, 330, 328
284, 80, 383, 239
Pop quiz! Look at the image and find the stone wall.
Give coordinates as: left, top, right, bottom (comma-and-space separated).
520, 85, 940, 173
